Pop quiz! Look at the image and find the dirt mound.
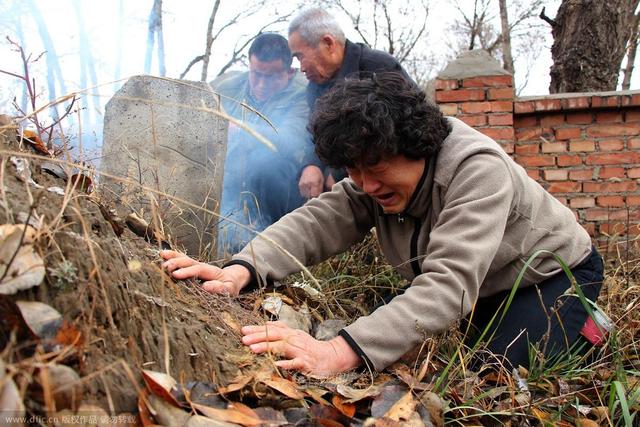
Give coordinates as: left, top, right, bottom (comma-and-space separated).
0, 122, 260, 414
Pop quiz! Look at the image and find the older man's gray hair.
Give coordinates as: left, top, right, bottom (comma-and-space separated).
288, 8, 346, 46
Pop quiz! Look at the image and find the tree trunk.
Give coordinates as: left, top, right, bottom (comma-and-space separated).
549, 0, 640, 93
144, 0, 164, 75
622, 12, 640, 90
201, 0, 222, 82
498, 0, 514, 75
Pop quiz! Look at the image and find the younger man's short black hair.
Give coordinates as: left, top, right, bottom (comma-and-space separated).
248, 33, 293, 68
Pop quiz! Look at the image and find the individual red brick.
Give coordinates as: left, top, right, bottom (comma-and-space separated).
461, 102, 492, 114
586, 152, 640, 165
599, 166, 626, 179
514, 115, 538, 127
598, 139, 625, 151
631, 93, 640, 106
569, 168, 594, 181
627, 195, 640, 206
583, 181, 638, 193
540, 114, 565, 127
591, 95, 620, 108
585, 209, 635, 221
526, 169, 540, 180
625, 110, 640, 122
541, 142, 567, 153
517, 155, 556, 167
554, 196, 569, 206
547, 181, 582, 193
583, 222, 596, 236
480, 127, 514, 140
439, 103, 458, 116
599, 223, 627, 235
514, 101, 535, 114
489, 101, 513, 112
488, 87, 514, 100
462, 75, 513, 87
435, 79, 458, 90
561, 96, 590, 110
597, 195, 625, 207
628, 167, 640, 178
587, 123, 640, 137
488, 114, 513, 126
555, 127, 582, 140
629, 138, 640, 149
436, 89, 485, 103
629, 224, 640, 236
569, 141, 595, 152
459, 114, 487, 126
566, 112, 593, 124
569, 197, 595, 208
596, 111, 623, 123
543, 169, 568, 181
515, 127, 542, 141
557, 155, 583, 166
501, 142, 515, 154
515, 143, 540, 154
621, 94, 635, 106
534, 99, 562, 111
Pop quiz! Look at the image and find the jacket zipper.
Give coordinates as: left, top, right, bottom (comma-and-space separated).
410, 217, 422, 276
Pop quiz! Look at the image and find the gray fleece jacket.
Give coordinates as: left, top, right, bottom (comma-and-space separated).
232, 117, 592, 371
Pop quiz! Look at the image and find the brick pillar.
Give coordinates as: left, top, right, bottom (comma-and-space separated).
434, 50, 514, 154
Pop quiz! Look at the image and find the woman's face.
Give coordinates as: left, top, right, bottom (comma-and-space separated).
346, 155, 425, 214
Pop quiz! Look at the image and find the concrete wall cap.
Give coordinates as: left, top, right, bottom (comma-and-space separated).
438, 49, 511, 79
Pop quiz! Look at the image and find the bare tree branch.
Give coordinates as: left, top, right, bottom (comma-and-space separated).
200, 0, 222, 81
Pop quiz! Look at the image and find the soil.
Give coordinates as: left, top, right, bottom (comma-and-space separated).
0, 124, 264, 413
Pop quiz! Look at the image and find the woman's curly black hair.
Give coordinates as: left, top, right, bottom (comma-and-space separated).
310, 72, 451, 168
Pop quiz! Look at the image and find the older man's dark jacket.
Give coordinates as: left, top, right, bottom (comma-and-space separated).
306, 39, 412, 110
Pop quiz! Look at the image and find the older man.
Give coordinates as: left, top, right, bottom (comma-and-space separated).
289, 7, 413, 197
163, 73, 603, 376
211, 33, 314, 256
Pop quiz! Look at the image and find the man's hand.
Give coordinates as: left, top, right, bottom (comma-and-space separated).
325, 173, 337, 191
241, 321, 361, 377
160, 250, 250, 296
298, 165, 324, 199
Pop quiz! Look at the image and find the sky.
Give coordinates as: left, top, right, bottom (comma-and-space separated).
1, 0, 634, 155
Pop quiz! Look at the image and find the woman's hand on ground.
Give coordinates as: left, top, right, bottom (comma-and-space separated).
241, 321, 361, 377
160, 250, 250, 296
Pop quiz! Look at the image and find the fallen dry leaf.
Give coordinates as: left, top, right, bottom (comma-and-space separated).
0, 375, 25, 418
332, 394, 356, 418
575, 419, 600, 427
54, 320, 84, 348
262, 375, 305, 400
193, 402, 263, 426
0, 224, 45, 295
138, 390, 155, 426
141, 369, 180, 406
384, 391, 417, 422
218, 372, 253, 394
19, 129, 50, 155
15, 300, 62, 339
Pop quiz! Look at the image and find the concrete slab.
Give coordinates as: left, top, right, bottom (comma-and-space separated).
100, 75, 227, 257
438, 49, 511, 79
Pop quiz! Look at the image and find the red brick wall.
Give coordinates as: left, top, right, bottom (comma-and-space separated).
435, 75, 640, 246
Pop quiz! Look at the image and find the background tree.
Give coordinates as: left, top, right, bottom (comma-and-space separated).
622, 10, 640, 90
446, 0, 546, 94
325, 0, 435, 87
144, 0, 166, 76
180, 1, 297, 81
544, 0, 640, 93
